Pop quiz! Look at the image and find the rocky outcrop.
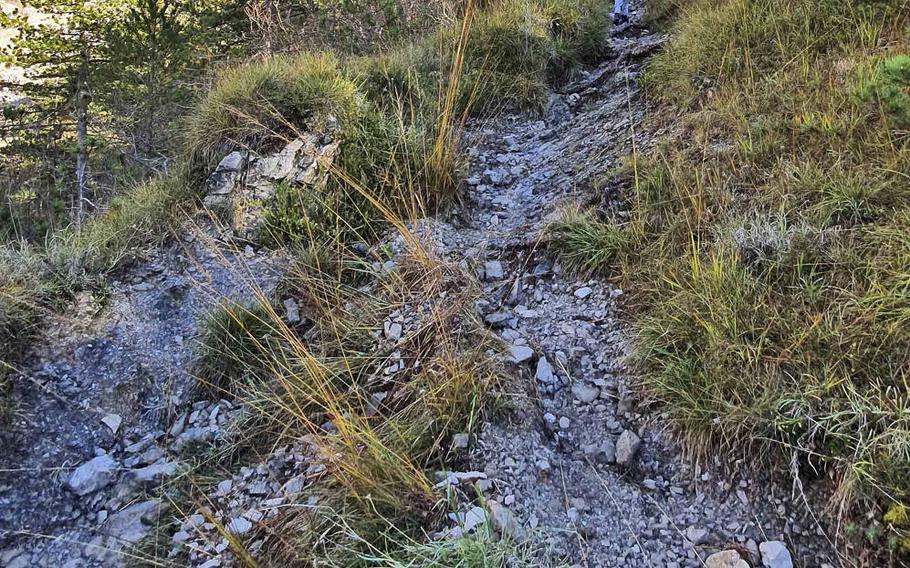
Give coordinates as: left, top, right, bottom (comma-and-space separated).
202, 128, 341, 240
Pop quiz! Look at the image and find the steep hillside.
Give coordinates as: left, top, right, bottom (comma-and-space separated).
0, 0, 907, 567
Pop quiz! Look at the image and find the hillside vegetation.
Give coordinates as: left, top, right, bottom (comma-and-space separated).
0, 0, 609, 412
551, 0, 910, 551
5, 0, 909, 564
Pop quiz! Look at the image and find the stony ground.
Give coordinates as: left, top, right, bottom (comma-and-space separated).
0, 5, 846, 568
0, 226, 282, 567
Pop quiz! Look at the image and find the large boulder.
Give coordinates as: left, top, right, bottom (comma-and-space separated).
202, 129, 341, 240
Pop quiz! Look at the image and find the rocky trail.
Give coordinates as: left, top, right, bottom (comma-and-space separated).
434, 23, 840, 568
0, 6, 843, 568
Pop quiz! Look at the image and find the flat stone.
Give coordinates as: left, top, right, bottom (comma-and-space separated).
129, 460, 178, 484
216, 479, 233, 495
462, 506, 487, 532
705, 550, 749, 568
759, 541, 794, 568
100, 414, 122, 435
571, 383, 600, 403
103, 500, 163, 544
485, 311, 513, 328
483, 260, 504, 280
66, 454, 119, 496
216, 151, 244, 172
508, 345, 534, 363
685, 525, 709, 545
227, 516, 253, 535
574, 286, 593, 299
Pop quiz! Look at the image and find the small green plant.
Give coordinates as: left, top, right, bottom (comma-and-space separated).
855, 54, 910, 127
195, 299, 278, 398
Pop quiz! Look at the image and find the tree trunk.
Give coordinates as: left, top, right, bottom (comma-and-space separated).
74, 40, 90, 227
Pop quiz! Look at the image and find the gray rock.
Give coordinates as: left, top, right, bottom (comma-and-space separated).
759, 541, 793, 568
227, 516, 253, 535
217, 479, 233, 495
615, 430, 641, 466
217, 151, 245, 172
489, 501, 526, 540
485, 311, 513, 328
574, 286, 592, 299
100, 414, 122, 435
283, 298, 301, 324
66, 454, 119, 496
452, 432, 470, 449
705, 550, 749, 568
571, 383, 600, 403
535, 356, 555, 383
685, 525, 709, 545
458, 506, 487, 532
509, 345, 534, 363
129, 460, 178, 484
483, 260, 504, 280
384, 321, 403, 341
104, 499, 163, 544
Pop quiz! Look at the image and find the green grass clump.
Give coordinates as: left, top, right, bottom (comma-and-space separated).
460, 0, 608, 111
855, 54, 910, 127
350, 0, 609, 115
186, 53, 360, 174
613, 0, 910, 545
545, 206, 629, 275
194, 299, 278, 398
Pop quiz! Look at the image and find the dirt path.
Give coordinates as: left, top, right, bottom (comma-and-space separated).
426, 16, 841, 568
